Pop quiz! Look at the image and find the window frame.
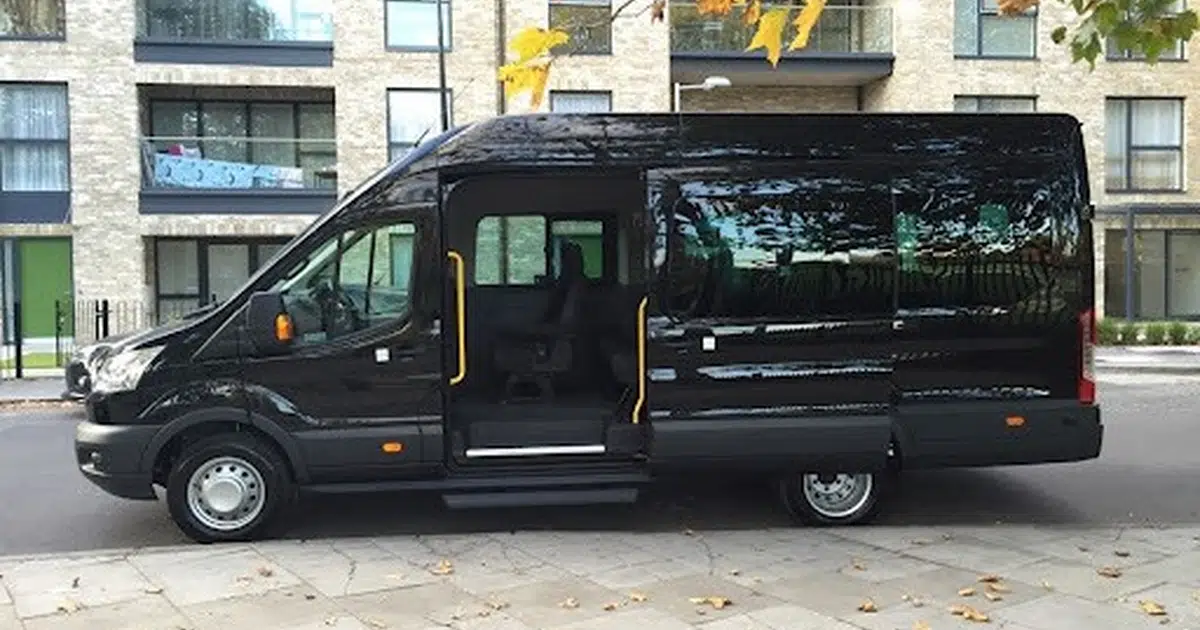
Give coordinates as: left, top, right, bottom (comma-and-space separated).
145, 97, 337, 190
549, 90, 614, 113
0, 82, 71, 192
154, 236, 292, 324
954, 0, 1038, 60
0, 0, 66, 41
386, 88, 453, 163
138, 0, 334, 42
952, 95, 1038, 112
547, 0, 614, 56
1105, 96, 1186, 193
384, 0, 453, 52
1105, 0, 1187, 62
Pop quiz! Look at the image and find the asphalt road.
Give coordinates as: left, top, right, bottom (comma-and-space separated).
2, 371, 1198, 556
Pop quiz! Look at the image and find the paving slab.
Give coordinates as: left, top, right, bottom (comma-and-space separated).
127, 545, 302, 607
21, 595, 188, 630
180, 584, 351, 630
0, 605, 19, 630
2, 554, 154, 619
994, 591, 1167, 630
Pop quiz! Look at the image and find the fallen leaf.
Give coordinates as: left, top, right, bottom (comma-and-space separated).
949, 603, 990, 622
1041, 580, 1054, 590
744, 7, 790, 67
958, 587, 976, 597
629, 591, 648, 603
984, 591, 1003, 602
691, 596, 732, 610
559, 597, 580, 609
1098, 566, 1124, 579
70, 576, 80, 588
602, 601, 620, 611
257, 567, 274, 577
858, 598, 878, 613
305, 594, 316, 600
486, 598, 509, 611
650, 0, 666, 22
144, 587, 164, 594
986, 582, 1010, 594
324, 617, 339, 627
851, 559, 867, 571
911, 538, 932, 546
1140, 600, 1167, 616
914, 622, 932, 630
364, 619, 387, 629
1078, 545, 1091, 552
729, 569, 741, 576
56, 600, 82, 614
1115, 549, 1131, 557
788, 0, 827, 50
977, 574, 1001, 583
431, 559, 454, 576
683, 528, 696, 536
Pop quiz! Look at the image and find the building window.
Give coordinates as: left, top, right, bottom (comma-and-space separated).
144, 99, 337, 190
0, 0, 65, 39
386, 0, 451, 49
549, 90, 613, 112
1105, 98, 1184, 192
138, 0, 334, 42
0, 84, 69, 192
1105, 228, 1200, 320
954, 0, 1037, 58
1106, 0, 1186, 61
953, 95, 1037, 112
548, 0, 612, 55
155, 237, 290, 323
387, 89, 451, 162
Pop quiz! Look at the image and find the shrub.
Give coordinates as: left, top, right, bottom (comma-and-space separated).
1167, 321, 1191, 345
1118, 320, 1142, 345
1143, 321, 1168, 345
1096, 318, 1121, 345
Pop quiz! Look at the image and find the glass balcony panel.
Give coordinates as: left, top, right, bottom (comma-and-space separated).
141, 136, 338, 190
136, 0, 334, 42
670, 2, 893, 55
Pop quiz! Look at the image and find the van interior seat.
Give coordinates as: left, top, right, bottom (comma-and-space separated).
492, 241, 588, 400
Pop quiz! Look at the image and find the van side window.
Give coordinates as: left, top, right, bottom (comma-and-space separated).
270, 221, 417, 345
475, 215, 547, 285
656, 173, 895, 320
893, 168, 1059, 314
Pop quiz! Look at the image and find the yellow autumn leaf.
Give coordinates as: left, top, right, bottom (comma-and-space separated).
690, 596, 732, 609
914, 622, 932, 630
741, 0, 761, 25
1098, 566, 1123, 578
958, 587, 976, 597
984, 591, 1003, 602
788, 0, 827, 50
430, 559, 454, 575
507, 26, 569, 64
745, 7, 790, 67
857, 598, 878, 613
696, 0, 736, 15
498, 61, 552, 110
1139, 600, 1167, 616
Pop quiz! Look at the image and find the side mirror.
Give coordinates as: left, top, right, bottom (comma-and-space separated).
244, 291, 294, 355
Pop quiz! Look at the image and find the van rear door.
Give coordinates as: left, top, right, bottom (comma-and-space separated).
643, 165, 896, 471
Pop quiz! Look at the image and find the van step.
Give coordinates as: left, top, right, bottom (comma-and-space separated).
466, 444, 606, 458
442, 488, 639, 509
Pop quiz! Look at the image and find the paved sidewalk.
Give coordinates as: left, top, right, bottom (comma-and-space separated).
1096, 346, 1200, 375
2, 524, 1198, 630
0, 378, 70, 405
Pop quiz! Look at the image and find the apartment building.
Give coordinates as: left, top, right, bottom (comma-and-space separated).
0, 0, 1192, 349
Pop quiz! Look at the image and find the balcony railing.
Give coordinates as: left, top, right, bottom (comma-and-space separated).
136, 0, 334, 42
141, 137, 337, 191
671, 2, 893, 56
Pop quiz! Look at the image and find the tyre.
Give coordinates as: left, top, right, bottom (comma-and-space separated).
165, 432, 292, 543
778, 471, 885, 526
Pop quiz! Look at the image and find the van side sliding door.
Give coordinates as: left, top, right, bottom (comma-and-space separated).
643, 165, 896, 472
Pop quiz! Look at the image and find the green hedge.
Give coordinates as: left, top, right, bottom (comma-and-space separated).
1097, 318, 1200, 346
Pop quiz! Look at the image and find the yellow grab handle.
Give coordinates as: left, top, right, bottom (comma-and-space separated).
632, 295, 647, 424
447, 250, 466, 385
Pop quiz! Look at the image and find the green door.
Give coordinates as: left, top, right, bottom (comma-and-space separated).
19, 238, 72, 338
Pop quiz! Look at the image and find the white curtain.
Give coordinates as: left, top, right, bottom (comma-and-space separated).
1130, 99, 1183, 190
0, 84, 69, 191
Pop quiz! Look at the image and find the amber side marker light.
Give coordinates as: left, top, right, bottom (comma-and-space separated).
1006, 415, 1026, 428
274, 313, 294, 342
381, 442, 404, 454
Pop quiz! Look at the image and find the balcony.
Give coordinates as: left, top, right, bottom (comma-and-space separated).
140, 136, 337, 215
670, 1, 894, 87
134, 0, 334, 67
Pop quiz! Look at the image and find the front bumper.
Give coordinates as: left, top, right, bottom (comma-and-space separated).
75, 419, 159, 501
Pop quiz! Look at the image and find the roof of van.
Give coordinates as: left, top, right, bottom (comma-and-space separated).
409, 112, 1085, 174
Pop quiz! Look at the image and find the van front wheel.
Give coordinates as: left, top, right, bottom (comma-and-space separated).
778, 471, 884, 526
165, 433, 292, 543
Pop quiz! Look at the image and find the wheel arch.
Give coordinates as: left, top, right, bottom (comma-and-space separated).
141, 407, 310, 486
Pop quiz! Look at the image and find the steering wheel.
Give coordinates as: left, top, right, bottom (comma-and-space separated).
309, 278, 364, 335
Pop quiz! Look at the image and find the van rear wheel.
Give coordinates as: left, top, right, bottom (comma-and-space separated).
165, 432, 291, 543
778, 471, 884, 526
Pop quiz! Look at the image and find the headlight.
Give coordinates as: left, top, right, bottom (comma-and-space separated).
91, 346, 164, 394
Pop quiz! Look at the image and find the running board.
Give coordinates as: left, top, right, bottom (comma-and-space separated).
465, 444, 606, 458
443, 488, 639, 509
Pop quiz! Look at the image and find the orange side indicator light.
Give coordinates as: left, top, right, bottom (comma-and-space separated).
274, 313, 294, 342
381, 441, 404, 454
1005, 415, 1026, 428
